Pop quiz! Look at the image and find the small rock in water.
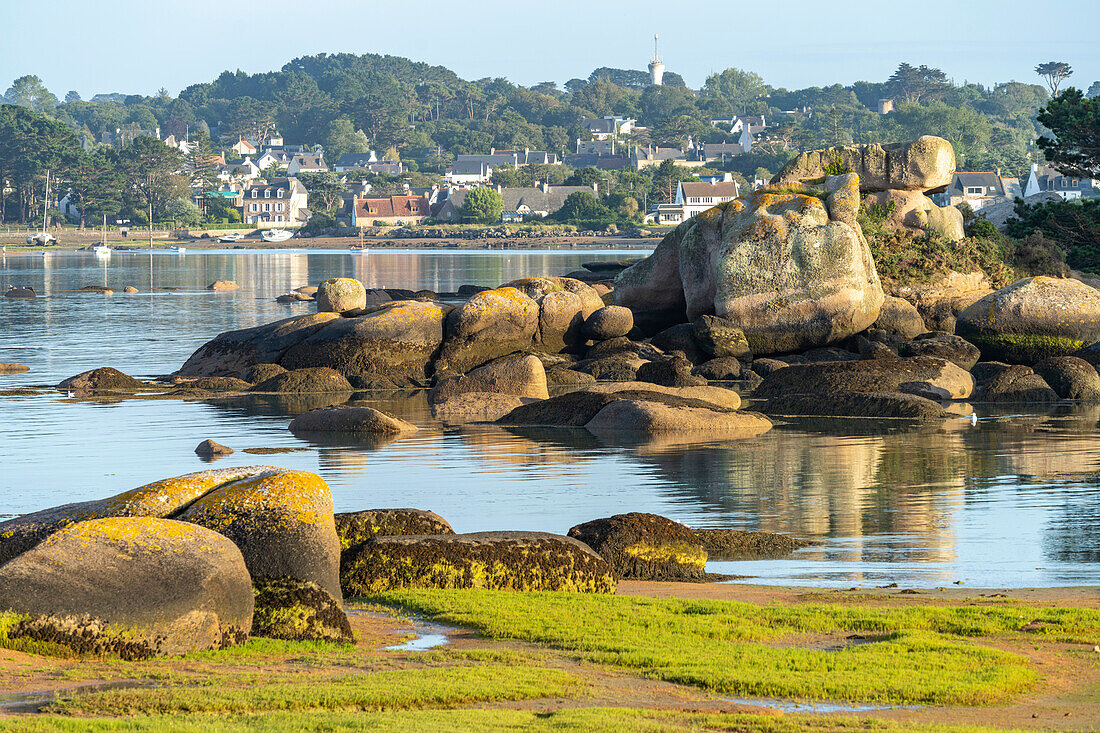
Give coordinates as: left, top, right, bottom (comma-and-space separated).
0, 364, 29, 375
195, 439, 234, 458
207, 280, 239, 291
4, 286, 36, 298
123, 285, 139, 294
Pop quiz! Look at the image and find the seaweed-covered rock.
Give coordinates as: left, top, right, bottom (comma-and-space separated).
693, 529, 807, 560
437, 287, 539, 374
899, 332, 981, 370
956, 277, 1100, 363
754, 356, 973, 400
568, 513, 707, 581
0, 466, 277, 565
692, 357, 742, 381
251, 367, 353, 393
281, 301, 450, 382
431, 355, 548, 403
289, 406, 418, 435
874, 296, 927, 339
0, 517, 253, 658
340, 531, 615, 594
759, 391, 950, 421
1033, 356, 1100, 401
979, 366, 1059, 403
57, 367, 143, 393
251, 578, 353, 643
316, 278, 366, 314
243, 363, 288, 384
692, 315, 751, 358
583, 306, 634, 340
176, 469, 343, 601
336, 509, 455, 549
178, 313, 341, 378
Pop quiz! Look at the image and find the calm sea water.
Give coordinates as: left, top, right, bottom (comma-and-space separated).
1, 249, 1098, 589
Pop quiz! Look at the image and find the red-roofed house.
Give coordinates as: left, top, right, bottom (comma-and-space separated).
353, 194, 430, 226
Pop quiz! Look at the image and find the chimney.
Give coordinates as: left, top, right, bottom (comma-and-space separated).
591, 182, 598, 193
490, 147, 495, 155
541, 181, 549, 193
723, 172, 733, 182
496, 184, 502, 194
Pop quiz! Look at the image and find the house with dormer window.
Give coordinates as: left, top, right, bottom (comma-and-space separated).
676, 179, 740, 219
1023, 164, 1098, 200
240, 177, 309, 225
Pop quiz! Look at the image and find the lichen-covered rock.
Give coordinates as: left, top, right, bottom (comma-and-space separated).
289, 406, 418, 436
583, 306, 634, 340
611, 221, 692, 334
502, 277, 603, 353
431, 392, 534, 424
57, 367, 144, 393
435, 287, 539, 375
979, 365, 1059, 403
861, 189, 964, 241
251, 578, 353, 643
251, 367, 353, 393
567, 513, 707, 581
179, 313, 341, 378
898, 332, 981, 370
176, 469, 343, 601
956, 277, 1100, 363
754, 356, 973, 400
0, 517, 253, 658
280, 301, 450, 382
874, 296, 928, 339
692, 357, 742, 381
1033, 356, 1100, 401
635, 357, 707, 388
692, 315, 751, 359
431, 355, 548, 403
650, 323, 705, 363
335, 509, 455, 549
340, 531, 615, 594
759, 391, 950, 421
774, 136, 956, 192
0, 466, 277, 565
316, 277, 366, 314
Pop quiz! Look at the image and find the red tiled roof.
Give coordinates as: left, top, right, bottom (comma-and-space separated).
355, 195, 428, 219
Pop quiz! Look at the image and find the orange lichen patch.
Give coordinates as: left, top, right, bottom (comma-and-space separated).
42, 517, 213, 551
180, 470, 332, 531
103, 466, 280, 517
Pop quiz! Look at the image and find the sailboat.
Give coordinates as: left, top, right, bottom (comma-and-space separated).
261, 228, 293, 243
27, 170, 57, 246
93, 214, 111, 257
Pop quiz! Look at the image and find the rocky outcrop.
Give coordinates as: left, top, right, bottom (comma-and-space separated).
251, 367, 353, 393
615, 174, 884, 354
568, 513, 707, 581
431, 355, 548, 403
289, 406, 418, 435
754, 356, 973, 400
176, 469, 343, 601
316, 277, 366, 314
774, 136, 956, 192
978, 365, 1058, 403
760, 391, 951, 421
0, 517, 253, 658
1034, 357, 1100, 401
956, 277, 1100, 363
431, 393, 535, 424
335, 509, 455, 549
178, 313, 341, 378
340, 531, 616, 594
436, 287, 539, 374
874, 296, 927, 339
57, 367, 144, 394
898, 332, 981, 370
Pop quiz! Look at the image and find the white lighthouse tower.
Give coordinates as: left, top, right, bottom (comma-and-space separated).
648, 34, 665, 86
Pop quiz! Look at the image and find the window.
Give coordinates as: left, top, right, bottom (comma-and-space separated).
250, 203, 258, 212
275, 215, 283, 222
276, 203, 284, 212
277, 188, 284, 198
263, 203, 270, 212
966, 187, 983, 195
251, 189, 257, 198
264, 189, 270, 198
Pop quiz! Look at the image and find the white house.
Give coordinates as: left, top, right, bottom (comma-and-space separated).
580, 116, 636, 140
256, 149, 294, 171
334, 151, 379, 172
1023, 164, 1097, 200
676, 179, 740, 219
240, 177, 309, 225
287, 154, 328, 176
218, 157, 261, 182
445, 160, 494, 184
230, 139, 257, 157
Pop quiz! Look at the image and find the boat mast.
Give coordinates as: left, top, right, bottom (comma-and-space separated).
42, 169, 50, 232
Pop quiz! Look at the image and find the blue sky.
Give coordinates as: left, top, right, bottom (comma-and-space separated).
2, 0, 1097, 97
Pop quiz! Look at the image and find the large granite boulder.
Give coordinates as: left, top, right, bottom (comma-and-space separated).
0, 517, 253, 658
754, 356, 974, 400
437, 287, 539, 374
57, 367, 144, 393
0, 466, 277, 565
956, 277, 1100, 363
616, 175, 884, 354
862, 189, 964, 241
503, 277, 604, 353
281, 300, 450, 382
874, 296, 928, 339
567, 513, 707, 581
431, 355, 548, 403
774, 136, 956, 192
251, 367, 353, 393
760, 391, 951, 421
316, 278, 366, 314
898, 332, 981, 370
289, 406, 418, 436
178, 313, 341, 378
340, 531, 615, 594
979, 365, 1059, 403
335, 509, 455, 549
1033, 357, 1100, 401
176, 469, 343, 601
583, 306, 634, 340
431, 393, 535, 424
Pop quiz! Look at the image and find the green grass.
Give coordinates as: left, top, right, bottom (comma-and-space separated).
0, 707, 1031, 732
370, 590, 1100, 705
44, 663, 577, 716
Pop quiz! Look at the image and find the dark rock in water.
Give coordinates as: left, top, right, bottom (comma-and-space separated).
195, 439, 234, 458
568, 512, 707, 581
970, 361, 1013, 384
1033, 357, 1100, 401
497, 389, 625, 427
57, 367, 144, 393
636, 357, 707, 388
348, 372, 401, 390
457, 284, 490, 297
583, 306, 634, 341
586, 336, 659, 361
650, 323, 705, 364
754, 356, 973, 400
692, 315, 751, 359
4, 287, 36, 298
243, 363, 288, 384
276, 292, 312, 303
0, 517, 253, 658
335, 509, 454, 549
383, 288, 417, 301
750, 358, 789, 378
575, 354, 644, 381
980, 365, 1059, 403
582, 260, 635, 273
188, 376, 252, 392
545, 367, 597, 387
693, 529, 808, 560
431, 355, 548, 403
251, 367, 353, 393
178, 313, 342, 378
289, 406, 418, 436
692, 357, 742, 381
177, 468, 344, 602
760, 391, 950, 421
899, 332, 980, 370
251, 578, 353, 643
340, 531, 615, 594
414, 289, 438, 301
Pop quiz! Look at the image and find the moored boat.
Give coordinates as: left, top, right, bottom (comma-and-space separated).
218, 233, 243, 244
261, 229, 293, 243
